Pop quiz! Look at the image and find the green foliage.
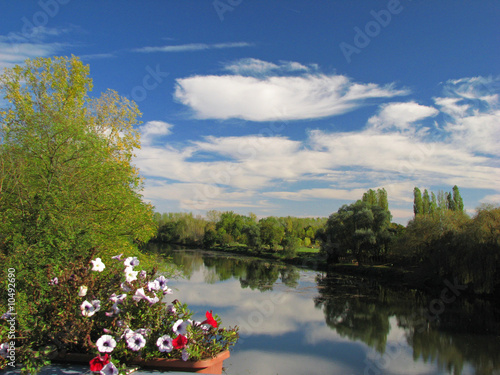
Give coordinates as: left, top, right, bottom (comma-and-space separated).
413, 187, 423, 216
281, 233, 300, 259
413, 185, 465, 217
258, 217, 284, 251
321, 200, 392, 265
0, 56, 156, 372
393, 205, 500, 293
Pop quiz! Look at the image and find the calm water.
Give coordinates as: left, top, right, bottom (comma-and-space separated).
149, 246, 500, 375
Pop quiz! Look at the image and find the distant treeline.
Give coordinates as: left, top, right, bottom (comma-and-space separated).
152, 211, 326, 256
152, 185, 500, 295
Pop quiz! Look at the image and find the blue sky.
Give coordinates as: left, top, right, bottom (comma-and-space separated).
1, 0, 499, 224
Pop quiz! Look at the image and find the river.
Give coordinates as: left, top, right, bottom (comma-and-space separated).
148, 246, 500, 375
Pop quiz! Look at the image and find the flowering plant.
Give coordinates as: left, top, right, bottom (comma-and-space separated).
72, 254, 239, 374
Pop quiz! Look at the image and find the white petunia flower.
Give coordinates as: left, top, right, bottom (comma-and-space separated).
124, 267, 138, 283
147, 280, 160, 292
156, 335, 173, 353
132, 288, 148, 302
126, 332, 146, 351
96, 334, 116, 353
78, 285, 88, 297
91, 258, 105, 272
80, 300, 95, 317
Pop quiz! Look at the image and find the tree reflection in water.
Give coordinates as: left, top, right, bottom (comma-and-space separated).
314, 272, 500, 375
147, 246, 500, 375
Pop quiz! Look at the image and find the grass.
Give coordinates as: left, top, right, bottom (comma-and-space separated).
296, 246, 320, 254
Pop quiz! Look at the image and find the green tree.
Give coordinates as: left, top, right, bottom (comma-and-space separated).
453, 185, 464, 212
446, 192, 457, 211
377, 188, 389, 212
321, 201, 392, 265
430, 192, 438, 214
422, 189, 431, 215
413, 187, 423, 216
0, 56, 156, 368
362, 189, 377, 206
259, 217, 284, 251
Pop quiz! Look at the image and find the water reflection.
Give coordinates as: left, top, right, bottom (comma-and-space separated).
315, 273, 500, 375
148, 246, 500, 375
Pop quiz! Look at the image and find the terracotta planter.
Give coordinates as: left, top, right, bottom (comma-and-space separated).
130, 350, 230, 374
55, 350, 230, 374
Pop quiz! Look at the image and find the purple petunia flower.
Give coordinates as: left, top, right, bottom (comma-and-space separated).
101, 362, 119, 375
0, 343, 9, 358
182, 348, 190, 361
155, 276, 169, 291
173, 319, 192, 336
124, 256, 139, 267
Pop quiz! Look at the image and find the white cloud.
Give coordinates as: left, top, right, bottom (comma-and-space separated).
480, 194, 500, 205
368, 101, 439, 130
0, 41, 61, 69
174, 73, 408, 121
136, 75, 499, 222
224, 58, 280, 75
264, 188, 367, 201
445, 110, 500, 156
139, 121, 173, 146
133, 42, 252, 53
223, 58, 310, 75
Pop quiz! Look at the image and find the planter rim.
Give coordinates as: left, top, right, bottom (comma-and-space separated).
55, 349, 230, 367
131, 349, 230, 369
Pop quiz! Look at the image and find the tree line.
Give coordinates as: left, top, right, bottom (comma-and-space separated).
152, 211, 326, 257
152, 186, 499, 294
321, 185, 499, 295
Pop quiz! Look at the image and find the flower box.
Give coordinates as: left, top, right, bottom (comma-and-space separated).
130, 350, 230, 374
55, 350, 230, 374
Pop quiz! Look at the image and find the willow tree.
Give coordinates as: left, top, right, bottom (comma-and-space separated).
0, 56, 156, 289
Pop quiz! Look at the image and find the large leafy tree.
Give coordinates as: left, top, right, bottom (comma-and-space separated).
321, 200, 392, 265
0, 56, 156, 349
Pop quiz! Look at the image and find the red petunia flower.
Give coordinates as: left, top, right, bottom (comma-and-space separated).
89, 354, 110, 372
202, 310, 218, 328
172, 334, 188, 349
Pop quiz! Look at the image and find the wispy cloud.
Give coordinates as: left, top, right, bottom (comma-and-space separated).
79, 53, 116, 60
0, 27, 69, 70
175, 71, 408, 121
133, 42, 252, 53
223, 58, 311, 75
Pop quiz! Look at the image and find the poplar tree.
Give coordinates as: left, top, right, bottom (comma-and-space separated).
430, 192, 438, 214
413, 187, 423, 216
453, 185, 464, 212
422, 189, 431, 215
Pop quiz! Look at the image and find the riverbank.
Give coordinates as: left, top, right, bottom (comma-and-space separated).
149, 242, 499, 300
